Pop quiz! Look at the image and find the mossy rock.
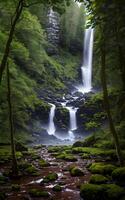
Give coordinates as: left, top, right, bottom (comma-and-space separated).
48, 146, 62, 153
112, 167, 125, 186
29, 188, 49, 197
80, 183, 105, 200
11, 184, 20, 191
89, 162, 116, 175
89, 174, 109, 184
81, 153, 90, 159
56, 153, 77, 162
70, 167, 84, 176
72, 147, 85, 154
25, 165, 38, 175
39, 159, 50, 167
18, 161, 32, 170
43, 173, 58, 183
53, 184, 62, 192
105, 184, 125, 200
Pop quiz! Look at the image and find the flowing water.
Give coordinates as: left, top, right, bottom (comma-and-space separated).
47, 103, 56, 135
77, 28, 94, 93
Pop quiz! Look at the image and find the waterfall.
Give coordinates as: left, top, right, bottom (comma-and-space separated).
67, 107, 78, 131
47, 103, 56, 135
66, 107, 78, 140
78, 28, 94, 93
47, 8, 60, 46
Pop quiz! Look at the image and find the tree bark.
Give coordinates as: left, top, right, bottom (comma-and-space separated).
0, 0, 24, 84
7, 62, 18, 176
100, 38, 123, 166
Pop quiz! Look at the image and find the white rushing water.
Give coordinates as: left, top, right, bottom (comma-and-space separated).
47, 103, 56, 135
78, 28, 94, 93
67, 107, 78, 131
66, 107, 78, 141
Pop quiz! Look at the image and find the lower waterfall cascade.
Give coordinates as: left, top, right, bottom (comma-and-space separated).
47, 103, 56, 135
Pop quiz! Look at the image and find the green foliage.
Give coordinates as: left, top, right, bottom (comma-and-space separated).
0, 0, 83, 142
60, 0, 85, 51
85, 121, 100, 130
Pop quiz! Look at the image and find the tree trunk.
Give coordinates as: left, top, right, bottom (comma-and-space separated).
7, 62, 18, 176
100, 38, 123, 166
0, 0, 24, 84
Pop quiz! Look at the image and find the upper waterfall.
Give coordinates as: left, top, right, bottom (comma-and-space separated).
77, 28, 94, 93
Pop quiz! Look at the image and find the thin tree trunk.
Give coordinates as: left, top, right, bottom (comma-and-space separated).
0, 0, 24, 84
7, 62, 18, 176
100, 38, 123, 166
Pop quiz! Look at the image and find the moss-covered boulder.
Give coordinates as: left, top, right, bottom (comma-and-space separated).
25, 165, 38, 176
48, 146, 62, 153
39, 159, 50, 167
80, 183, 105, 200
53, 184, 62, 192
56, 153, 77, 162
43, 173, 58, 183
105, 184, 125, 200
89, 174, 109, 184
29, 188, 49, 197
112, 167, 125, 186
81, 153, 90, 159
89, 162, 116, 175
70, 167, 84, 176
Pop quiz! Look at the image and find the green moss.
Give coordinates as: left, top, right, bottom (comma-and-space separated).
89, 163, 116, 175
105, 184, 125, 199
53, 185, 62, 192
81, 153, 90, 159
16, 151, 23, 159
48, 146, 62, 153
39, 159, 50, 167
112, 167, 125, 185
56, 153, 77, 162
80, 183, 105, 200
43, 173, 58, 183
70, 167, 84, 176
89, 174, 109, 184
24, 165, 38, 175
29, 188, 49, 197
